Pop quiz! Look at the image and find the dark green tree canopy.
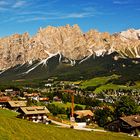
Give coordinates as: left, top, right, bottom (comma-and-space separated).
115, 95, 138, 118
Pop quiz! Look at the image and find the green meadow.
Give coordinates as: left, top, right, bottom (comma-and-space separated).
0, 109, 139, 140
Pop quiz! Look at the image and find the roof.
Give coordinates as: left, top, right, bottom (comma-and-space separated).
8, 101, 26, 107
53, 96, 61, 101
24, 93, 40, 97
60, 90, 75, 93
39, 97, 49, 101
20, 106, 50, 115
120, 115, 140, 127
0, 96, 11, 102
74, 110, 94, 118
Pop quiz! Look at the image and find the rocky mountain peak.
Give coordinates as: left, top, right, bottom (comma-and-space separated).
0, 25, 140, 70
120, 29, 140, 40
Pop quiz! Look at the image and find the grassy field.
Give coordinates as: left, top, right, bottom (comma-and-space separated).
0, 109, 139, 140
80, 74, 140, 93
80, 75, 119, 89
94, 83, 140, 93
94, 83, 128, 93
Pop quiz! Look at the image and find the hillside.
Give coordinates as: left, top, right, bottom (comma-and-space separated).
0, 52, 139, 94
0, 109, 139, 140
0, 25, 139, 92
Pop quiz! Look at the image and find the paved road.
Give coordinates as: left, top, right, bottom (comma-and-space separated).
74, 127, 106, 132
50, 119, 106, 132
50, 119, 70, 128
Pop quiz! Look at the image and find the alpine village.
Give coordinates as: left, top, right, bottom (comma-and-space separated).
0, 0, 140, 139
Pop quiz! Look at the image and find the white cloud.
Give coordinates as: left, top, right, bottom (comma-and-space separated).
17, 17, 47, 22
17, 11, 95, 23
18, 11, 60, 16
12, 1, 26, 8
0, 0, 99, 23
62, 12, 94, 18
113, 1, 129, 5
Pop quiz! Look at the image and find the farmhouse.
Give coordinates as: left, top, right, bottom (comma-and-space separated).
24, 92, 40, 101
39, 97, 49, 104
105, 115, 140, 136
7, 101, 27, 110
0, 96, 11, 108
18, 106, 50, 123
74, 110, 94, 123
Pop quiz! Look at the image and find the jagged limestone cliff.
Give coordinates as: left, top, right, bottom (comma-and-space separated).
0, 25, 140, 70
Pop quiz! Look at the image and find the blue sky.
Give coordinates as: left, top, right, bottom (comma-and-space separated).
0, 0, 140, 37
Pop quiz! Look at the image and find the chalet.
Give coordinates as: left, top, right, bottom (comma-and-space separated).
74, 110, 94, 124
18, 106, 50, 124
105, 115, 140, 136
24, 92, 40, 101
24, 92, 40, 97
39, 97, 49, 104
0, 96, 11, 108
7, 101, 27, 110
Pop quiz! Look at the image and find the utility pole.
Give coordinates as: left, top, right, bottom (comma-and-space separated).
60, 89, 75, 124
70, 91, 75, 123
71, 92, 74, 118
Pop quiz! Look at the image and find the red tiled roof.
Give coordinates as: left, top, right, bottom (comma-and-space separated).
0, 96, 11, 102
24, 93, 40, 97
39, 97, 49, 101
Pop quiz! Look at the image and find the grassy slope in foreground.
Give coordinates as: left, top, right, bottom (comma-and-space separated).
0, 109, 139, 140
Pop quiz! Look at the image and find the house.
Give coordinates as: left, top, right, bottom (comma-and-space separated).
5, 89, 13, 93
18, 106, 50, 123
53, 96, 62, 102
11, 91, 21, 98
45, 83, 52, 87
0, 92, 7, 96
105, 115, 140, 136
47, 78, 55, 82
74, 110, 94, 124
39, 97, 49, 104
7, 101, 27, 110
24, 92, 40, 101
0, 96, 11, 108
104, 97, 114, 103
24, 92, 40, 97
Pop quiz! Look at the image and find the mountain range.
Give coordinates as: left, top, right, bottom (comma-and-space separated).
0, 25, 140, 83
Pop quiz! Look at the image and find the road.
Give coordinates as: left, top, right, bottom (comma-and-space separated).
50, 119, 70, 128
49, 119, 106, 132
74, 127, 106, 132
